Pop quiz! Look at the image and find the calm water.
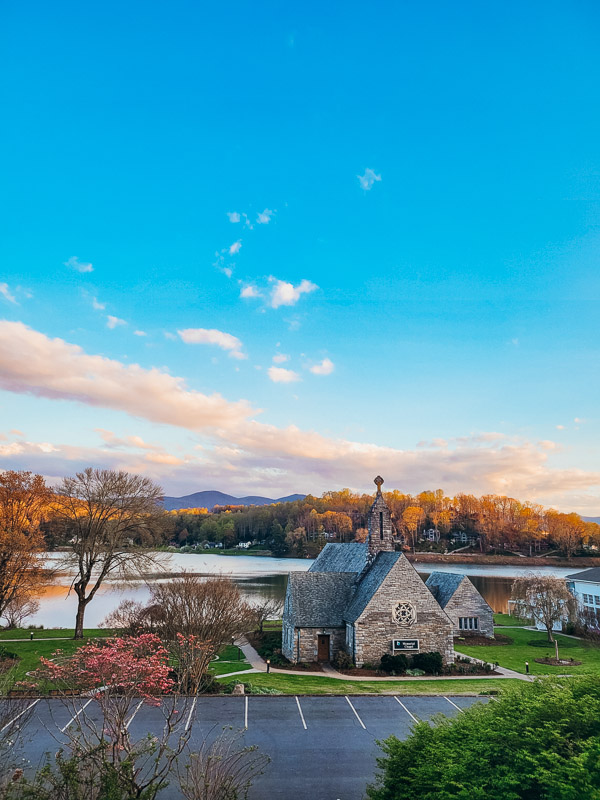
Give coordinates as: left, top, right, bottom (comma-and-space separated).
31, 552, 577, 629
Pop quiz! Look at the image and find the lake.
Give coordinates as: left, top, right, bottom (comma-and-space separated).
30, 552, 580, 629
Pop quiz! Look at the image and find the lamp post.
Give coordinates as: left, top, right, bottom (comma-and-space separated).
266, 659, 271, 674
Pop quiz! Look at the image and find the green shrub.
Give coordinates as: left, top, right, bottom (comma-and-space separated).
411, 651, 443, 674
380, 653, 408, 674
333, 651, 355, 670
405, 668, 425, 676
0, 645, 17, 660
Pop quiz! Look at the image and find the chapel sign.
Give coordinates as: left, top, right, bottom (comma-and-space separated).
392, 639, 419, 651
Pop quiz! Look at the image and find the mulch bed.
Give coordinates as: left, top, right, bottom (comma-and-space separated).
535, 657, 583, 666
338, 668, 382, 677
0, 658, 18, 673
454, 634, 513, 646
275, 662, 324, 672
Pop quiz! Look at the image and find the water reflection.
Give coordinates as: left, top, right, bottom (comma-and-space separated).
30, 568, 516, 628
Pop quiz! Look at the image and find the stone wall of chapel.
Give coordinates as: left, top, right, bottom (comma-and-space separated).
444, 581, 495, 638
284, 627, 346, 664
353, 560, 454, 666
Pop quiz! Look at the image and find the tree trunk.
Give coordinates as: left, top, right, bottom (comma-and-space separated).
74, 597, 86, 639
546, 625, 554, 644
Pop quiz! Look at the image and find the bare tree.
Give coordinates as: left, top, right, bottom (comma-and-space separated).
54, 468, 166, 638
252, 597, 284, 633
511, 573, 576, 643
178, 730, 269, 800
1, 591, 40, 629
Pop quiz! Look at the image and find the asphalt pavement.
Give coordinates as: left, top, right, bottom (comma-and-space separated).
7, 694, 488, 799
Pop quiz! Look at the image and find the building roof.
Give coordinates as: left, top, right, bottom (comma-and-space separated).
565, 567, 600, 583
285, 572, 357, 627
425, 572, 466, 608
344, 551, 402, 622
309, 542, 368, 575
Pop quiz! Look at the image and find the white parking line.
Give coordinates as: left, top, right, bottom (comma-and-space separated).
61, 698, 93, 732
125, 700, 144, 730
185, 696, 197, 732
0, 699, 39, 733
244, 695, 248, 730
295, 696, 307, 730
345, 696, 366, 730
444, 696, 463, 713
394, 696, 419, 724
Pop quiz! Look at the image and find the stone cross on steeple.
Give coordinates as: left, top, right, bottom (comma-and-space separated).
367, 475, 394, 558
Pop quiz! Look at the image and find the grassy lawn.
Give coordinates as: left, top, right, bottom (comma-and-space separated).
493, 613, 532, 627
219, 672, 520, 695
0, 628, 114, 641
457, 627, 600, 675
1, 637, 104, 684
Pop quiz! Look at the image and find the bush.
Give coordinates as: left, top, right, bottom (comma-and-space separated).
411, 651, 443, 674
405, 668, 425, 676
0, 645, 17, 660
333, 651, 355, 670
380, 653, 408, 674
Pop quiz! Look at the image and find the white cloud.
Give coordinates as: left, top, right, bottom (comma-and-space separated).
0, 283, 17, 304
240, 285, 261, 299
229, 240, 242, 255
134, 330, 147, 337
92, 296, 105, 311
227, 212, 241, 223
357, 168, 381, 191
270, 278, 318, 309
556, 425, 565, 430
309, 357, 334, 375
273, 353, 289, 364
574, 417, 586, 424
223, 267, 233, 278
256, 208, 274, 224
0, 321, 255, 431
267, 366, 301, 384
106, 315, 126, 330
164, 331, 177, 341
178, 327, 246, 359
65, 256, 93, 273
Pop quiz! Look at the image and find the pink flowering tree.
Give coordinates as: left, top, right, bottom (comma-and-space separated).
32, 634, 188, 798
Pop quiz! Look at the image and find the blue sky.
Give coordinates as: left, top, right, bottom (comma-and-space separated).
1, 0, 599, 511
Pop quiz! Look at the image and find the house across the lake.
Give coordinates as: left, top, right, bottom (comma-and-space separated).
282, 476, 493, 666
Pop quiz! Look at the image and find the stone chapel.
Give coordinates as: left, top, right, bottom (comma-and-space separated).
282, 476, 489, 666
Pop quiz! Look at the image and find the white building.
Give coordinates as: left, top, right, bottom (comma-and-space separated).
566, 567, 600, 627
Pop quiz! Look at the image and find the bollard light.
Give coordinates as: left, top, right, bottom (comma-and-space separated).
266, 659, 271, 674
30, 631, 34, 641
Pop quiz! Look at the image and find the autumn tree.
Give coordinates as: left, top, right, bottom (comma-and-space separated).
54, 468, 166, 638
546, 511, 586, 558
0, 470, 51, 622
510, 574, 576, 642
402, 506, 425, 554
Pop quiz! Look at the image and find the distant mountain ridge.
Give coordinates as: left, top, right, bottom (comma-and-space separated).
583, 516, 600, 525
162, 490, 306, 512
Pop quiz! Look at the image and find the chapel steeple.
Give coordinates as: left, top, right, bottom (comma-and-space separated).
367, 475, 394, 557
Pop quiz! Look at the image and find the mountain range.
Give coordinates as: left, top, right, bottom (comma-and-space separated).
162, 490, 307, 512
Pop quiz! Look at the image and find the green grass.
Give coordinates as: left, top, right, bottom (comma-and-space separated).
493, 613, 532, 627
219, 672, 520, 695
210, 661, 254, 676
457, 627, 600, 675
1, 637, 105, 683
0, 628, 114, 641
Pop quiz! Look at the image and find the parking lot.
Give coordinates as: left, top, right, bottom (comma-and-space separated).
7, 694, 488, 799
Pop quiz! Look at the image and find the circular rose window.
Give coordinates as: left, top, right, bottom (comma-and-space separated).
393, 602, 416, 626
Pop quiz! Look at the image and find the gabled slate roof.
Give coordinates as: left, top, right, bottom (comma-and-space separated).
344, 551, 402, 623
565, 567, 600, 583
285, 572, 357, 627
309, 542, 368, 575
425, 572, 466, 608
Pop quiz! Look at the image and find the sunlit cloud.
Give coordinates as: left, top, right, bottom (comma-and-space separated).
134, 330, 147, 337
267, 366, 301, 383
256, 208, 274, 224
64, 256, 93, 273
178, 327, 246, 359
309, 357, 334, 375
273, 353, 289, 364
229, 240, 242, 255
227, 212, 241, 223
92, 296, 105, 311
240, 285, 261, 299
270, 278, 318, 309
357, 168, 381, 191
106, 315, 126, 330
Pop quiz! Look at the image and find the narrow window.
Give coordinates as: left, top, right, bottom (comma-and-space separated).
380, 511, 384, 539
595, 596, 600, 605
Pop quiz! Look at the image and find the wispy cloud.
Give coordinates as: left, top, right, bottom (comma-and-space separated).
309, 357, 334, 375
267, 366, 301, 383
178, 327, 246, 359
92, 297, 106, 311
273, 353, 289, 364
270, 278, 318, 309
0, 283, 17, 304
227, 212, 241, 223
240, 285, 261, 299
357, 168, 381, 191
106, 315, 126, 329
256, 208, 274, 224
65, 256, 93, 273
229, 240, 242, 255
134, 330, 147, 337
